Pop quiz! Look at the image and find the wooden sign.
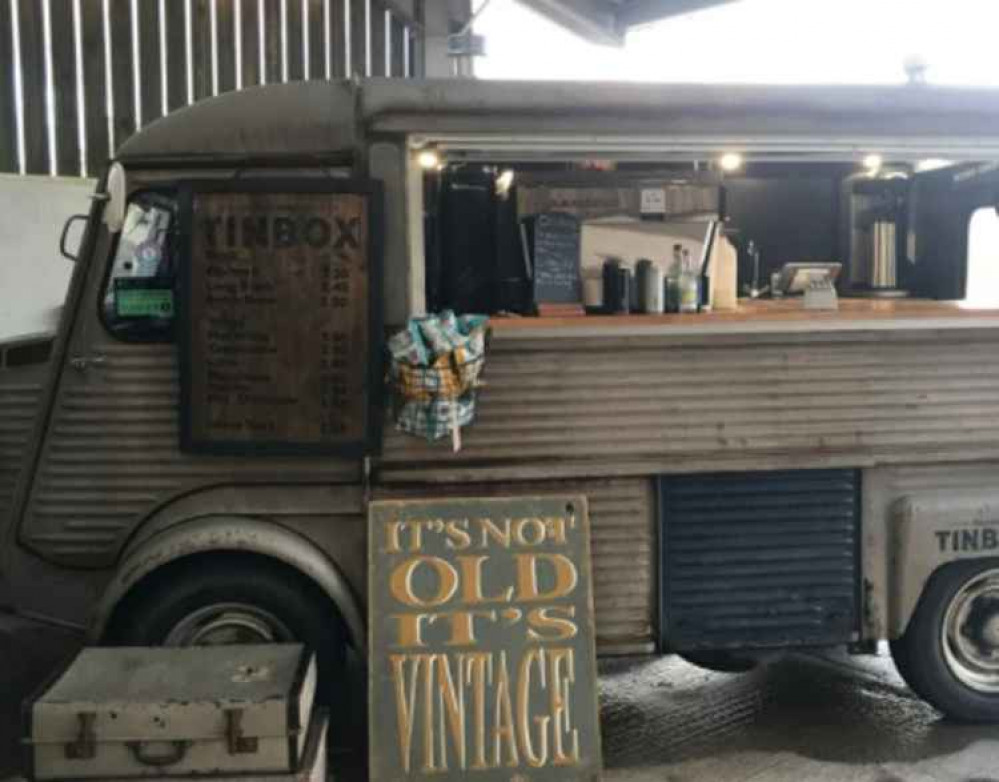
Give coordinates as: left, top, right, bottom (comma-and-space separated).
528, 212, 582, 306
178, 180, 381, 455
368, 495, 602, 782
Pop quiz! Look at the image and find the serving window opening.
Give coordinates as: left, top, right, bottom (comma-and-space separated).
419, 152, 999, 325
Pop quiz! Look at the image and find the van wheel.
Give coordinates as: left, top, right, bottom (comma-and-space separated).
679, 651, 758, 673
109, 557, 346, 702
890, 559, 999, 722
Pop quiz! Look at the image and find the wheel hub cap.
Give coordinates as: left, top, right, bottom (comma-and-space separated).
163, 603, 293, 647
943, 570, 999, 693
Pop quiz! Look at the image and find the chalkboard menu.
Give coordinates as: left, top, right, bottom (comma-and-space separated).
368, 495, 602, 782
528, 212, 582, 305
178, 180, 381, 455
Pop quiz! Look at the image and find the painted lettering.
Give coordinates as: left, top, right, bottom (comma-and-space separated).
933, 525, 999, 553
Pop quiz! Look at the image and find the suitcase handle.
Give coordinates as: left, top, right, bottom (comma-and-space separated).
127, 740, 189, 767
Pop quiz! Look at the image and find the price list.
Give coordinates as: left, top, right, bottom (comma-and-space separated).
182, 188, 371, 453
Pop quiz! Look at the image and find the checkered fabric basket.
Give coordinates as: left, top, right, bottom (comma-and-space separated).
388, 311, 489, 443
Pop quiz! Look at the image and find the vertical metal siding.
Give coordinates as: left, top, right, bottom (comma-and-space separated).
661, 469, 860, 650
0, 0, 424, 176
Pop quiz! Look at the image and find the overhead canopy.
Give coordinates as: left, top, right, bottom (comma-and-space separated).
515, 0, 740, 45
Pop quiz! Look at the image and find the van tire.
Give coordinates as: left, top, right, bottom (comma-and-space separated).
890, 558, 999, 723
110, 557, 346, 703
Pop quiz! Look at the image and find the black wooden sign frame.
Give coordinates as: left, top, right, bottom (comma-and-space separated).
177, 177, 383, 456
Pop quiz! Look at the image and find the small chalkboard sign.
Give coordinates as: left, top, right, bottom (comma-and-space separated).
527, 212, 582, 306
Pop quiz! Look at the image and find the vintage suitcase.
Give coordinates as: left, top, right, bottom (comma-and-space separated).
26, 709, 329, 782
232, 708, 328, 782
26, 645, 317, 780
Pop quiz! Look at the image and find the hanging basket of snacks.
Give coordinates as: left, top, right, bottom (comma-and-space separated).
387, 310, 489, 450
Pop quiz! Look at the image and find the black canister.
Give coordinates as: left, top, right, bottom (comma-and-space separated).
635, 259, 653, 312
616, 267, 632, 314
602, 257, 622, 314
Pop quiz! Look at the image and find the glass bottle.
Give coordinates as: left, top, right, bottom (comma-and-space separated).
678, 248, 700, 314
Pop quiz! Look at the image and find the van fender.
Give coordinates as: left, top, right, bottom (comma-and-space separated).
89, 515, 365, 651
891, 491, 999, 637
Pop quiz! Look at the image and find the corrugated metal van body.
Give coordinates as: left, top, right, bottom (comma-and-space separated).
379, 327, 999, 481
0, 345, 51, 536
19, 341, 361, 568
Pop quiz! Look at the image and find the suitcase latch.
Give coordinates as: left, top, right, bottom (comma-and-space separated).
224, 708, 258, 755
65, 712, 96, 760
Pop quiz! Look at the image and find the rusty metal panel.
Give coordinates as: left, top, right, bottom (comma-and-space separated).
368, 495, 602, 780
372, 478, 657, 656
380, 328, 999, 482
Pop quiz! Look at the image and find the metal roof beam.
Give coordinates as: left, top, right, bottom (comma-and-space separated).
514, 0, 625, 46
617, 0, 741, 27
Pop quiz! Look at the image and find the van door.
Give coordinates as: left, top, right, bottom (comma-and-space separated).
17, 189, 182, 572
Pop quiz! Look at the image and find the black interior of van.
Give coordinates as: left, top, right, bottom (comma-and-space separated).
424, 160, 999, 315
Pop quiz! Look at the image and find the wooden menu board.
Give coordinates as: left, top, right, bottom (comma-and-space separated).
178, 180, 381, 455
368, 495, 602, 782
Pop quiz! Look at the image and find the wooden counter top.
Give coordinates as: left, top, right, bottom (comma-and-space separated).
487, 298, 999, 339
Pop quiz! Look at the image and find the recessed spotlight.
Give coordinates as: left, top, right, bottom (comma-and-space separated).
417, 149, 441, 169
496, 169, 515, 194
719, 153, 743, 173
863, 154, 883, 174
916, 158, 952, 173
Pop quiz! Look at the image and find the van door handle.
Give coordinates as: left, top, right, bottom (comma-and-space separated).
69, 354, 108, 372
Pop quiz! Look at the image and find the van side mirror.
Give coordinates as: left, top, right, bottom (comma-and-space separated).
59, 214, 88, 262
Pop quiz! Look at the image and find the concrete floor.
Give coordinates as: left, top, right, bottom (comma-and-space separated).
3, 613, 999, 782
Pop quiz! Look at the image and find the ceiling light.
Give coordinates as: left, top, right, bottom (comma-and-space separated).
719, 153, 743, 173
496, 169, 515, 195
417, 149, 441, 169
916, 158, 952, 173
863, 154, 883, 174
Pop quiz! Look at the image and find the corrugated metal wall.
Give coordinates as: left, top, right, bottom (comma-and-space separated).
0, 0, 424, 178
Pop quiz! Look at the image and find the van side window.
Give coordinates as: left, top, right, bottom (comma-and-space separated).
101, 192, 177, 341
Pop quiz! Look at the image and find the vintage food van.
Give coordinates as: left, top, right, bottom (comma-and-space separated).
5, 79, 999, 723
